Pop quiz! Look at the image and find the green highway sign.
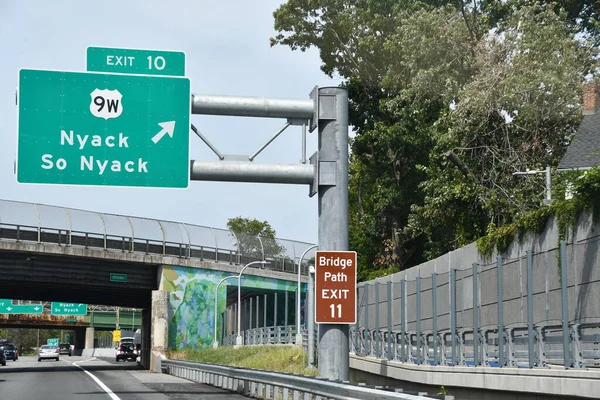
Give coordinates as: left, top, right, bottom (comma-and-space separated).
47, 338, 59, 346
110, 273, 128, 283
0, 299, 43, 314
16, 69, 190, 188
87, 46, 185, 76
51, 302, 87, 316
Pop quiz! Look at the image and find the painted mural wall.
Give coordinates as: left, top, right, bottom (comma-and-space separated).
161, 265, 304, 349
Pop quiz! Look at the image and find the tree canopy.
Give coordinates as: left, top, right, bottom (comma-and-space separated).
226, 217, 284, 260
272, 0, 599, 280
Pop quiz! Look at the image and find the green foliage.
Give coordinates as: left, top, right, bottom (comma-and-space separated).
477, 167, 600, 256
0, 328, 74, 351
227, 217, 285, 259
168, 345, 317, 376
273, 0, 599, 278
438, 385, 451, 396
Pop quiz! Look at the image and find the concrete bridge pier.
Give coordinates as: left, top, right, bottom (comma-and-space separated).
85, 327, 94, 350
73, 327, 86, 356
150, 289, 169, 372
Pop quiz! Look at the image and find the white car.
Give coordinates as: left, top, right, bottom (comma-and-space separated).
38, 345, 60, 361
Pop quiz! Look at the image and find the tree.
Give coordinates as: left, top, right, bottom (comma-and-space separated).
272, 0, 598, 276
407, 3, 596, 258
226, 217, 285, 260
273, 1, 476, 278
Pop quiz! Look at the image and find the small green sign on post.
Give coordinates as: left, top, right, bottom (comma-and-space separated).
47, 338, 59, 346
110, 273, 128, 283
16, 69, 190, 188
87, 46, 186, 76
51, 302, 87, 316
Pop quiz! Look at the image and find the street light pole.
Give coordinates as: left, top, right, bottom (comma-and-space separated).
236, 260, 269, 346
213, 275, 238, 348
512, 164, 553, 205
296, 244, 318, 346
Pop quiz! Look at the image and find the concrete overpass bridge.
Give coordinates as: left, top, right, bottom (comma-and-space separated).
0, 198, 313, 369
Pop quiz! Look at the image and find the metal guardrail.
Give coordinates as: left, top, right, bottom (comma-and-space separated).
0, 222, 310, 275
162, 359, 450, 400
221, 325, 298, 347
350, 322, 600, 369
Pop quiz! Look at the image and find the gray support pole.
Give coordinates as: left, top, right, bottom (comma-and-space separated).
233, 303, 237, 336
354, 286, 360, 352
375, 281, 380, 357
191, 94, 314, 119
432, 273, 438, 365
451, 269, 457, 366
560, 240, 570, 368
387, 281, 392, 360
401, 279, 406, 362
497, 256, 504, 367
527, 250, 535, 368
473, 263, 479, 366
285, 291, 289, 327
190, 161, 314, 185
308, 266, 315, 367
317, 87, 350, 381
416, 276, 422, 364
364, 284, 370, 355
264, 294, 267, 328
250, 298, 253, 330
274, 293, 278, 326
256, 296, 260, 329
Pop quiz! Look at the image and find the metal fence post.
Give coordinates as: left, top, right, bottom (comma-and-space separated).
472, 262, 479, 366
560, 240, 570, 368
416, 275, 422, 364
526, 250, 535, 368
497, 255, 504, 367
387, 280, 392, 360
450, 269, 457, 366
364, 283, 370, 355
375, 281, 380, 357
401, 279, 406, 362
432, 273, 438, 365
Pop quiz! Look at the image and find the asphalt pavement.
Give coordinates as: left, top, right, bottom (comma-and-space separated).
0, 355, 249, 400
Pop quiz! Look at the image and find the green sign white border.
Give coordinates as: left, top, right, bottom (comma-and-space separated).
15, 67, 192, 190
85, 45, 187, 77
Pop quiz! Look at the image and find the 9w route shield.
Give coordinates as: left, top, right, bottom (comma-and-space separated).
315, 251, 357, 324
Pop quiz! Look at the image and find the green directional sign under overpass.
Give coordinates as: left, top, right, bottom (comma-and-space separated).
0, 299, 43, 314
51, 302, 87, 316
16, 69, 190, 188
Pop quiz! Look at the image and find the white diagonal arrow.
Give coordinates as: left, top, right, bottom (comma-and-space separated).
151, 121, 176, 144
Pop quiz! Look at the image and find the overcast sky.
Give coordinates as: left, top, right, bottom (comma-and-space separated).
0, 1, 342, 245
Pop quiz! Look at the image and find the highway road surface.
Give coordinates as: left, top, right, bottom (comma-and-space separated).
0, 355, 248, 400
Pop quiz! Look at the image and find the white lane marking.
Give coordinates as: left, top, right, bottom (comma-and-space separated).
69, 359, 121, 400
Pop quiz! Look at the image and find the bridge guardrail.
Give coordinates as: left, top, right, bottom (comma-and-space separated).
0, 222, 309, 275
161, 358, 450, 400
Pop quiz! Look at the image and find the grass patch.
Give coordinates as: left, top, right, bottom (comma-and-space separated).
167, 345, 317, 376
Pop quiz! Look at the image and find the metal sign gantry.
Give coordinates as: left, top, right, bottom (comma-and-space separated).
189, 86, 350, 381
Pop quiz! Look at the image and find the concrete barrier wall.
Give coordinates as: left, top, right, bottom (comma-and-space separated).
358, 211, 600, 332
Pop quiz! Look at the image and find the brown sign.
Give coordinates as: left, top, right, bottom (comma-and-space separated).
315, 250, 357, 324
